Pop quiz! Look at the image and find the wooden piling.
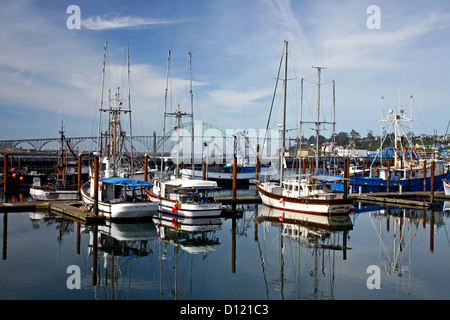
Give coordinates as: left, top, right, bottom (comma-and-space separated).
144, 153, 148, 182
430, 160, 435, 203
423, 160, 427, 192
387, 159, 390, 193
232, 155, 237, 208
202, 155, 206, 180
3, 154, 7, 200
93, 154, 99, 216
77, 153, 82, 201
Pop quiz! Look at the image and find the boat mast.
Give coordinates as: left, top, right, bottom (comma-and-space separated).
189, 51, 195, 177
98, 41, 108, 157
160, 50, 171, 180
127, 42, 134, 177
312, 65, 326, 175
280, 40, 288, 185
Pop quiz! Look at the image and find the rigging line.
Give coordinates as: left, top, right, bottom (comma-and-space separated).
261, 45, 285, 157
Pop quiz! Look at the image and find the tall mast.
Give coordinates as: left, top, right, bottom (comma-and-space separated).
98, 41, 108, 157
189, 51, 195, 176
312, 65, 326, 174
280, 40, 288, 184
127, 42, 134, 177
160, 50, 171, 179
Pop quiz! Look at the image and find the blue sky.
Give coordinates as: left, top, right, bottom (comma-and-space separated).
1, 0, 449, 142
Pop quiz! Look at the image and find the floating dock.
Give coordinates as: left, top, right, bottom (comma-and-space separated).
0, 200, 104, 223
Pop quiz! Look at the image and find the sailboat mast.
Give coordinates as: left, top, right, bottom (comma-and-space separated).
161, 50, 171, 179
280, 40, 288, 184
312, 65, 326, 174
127, 42, 134, 177
98, 41, 108, 157
189, 51, 195, 176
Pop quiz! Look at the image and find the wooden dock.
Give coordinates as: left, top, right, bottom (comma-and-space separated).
0, 200, 104, 223
348, 191, 449, 208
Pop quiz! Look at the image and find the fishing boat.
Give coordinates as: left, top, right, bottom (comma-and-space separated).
342, 102, 450, 193
444, 177, 450, 195
30, 122, 84, 201
255, 41, 353, 216
81, 174, 157, 220
148, 50, 222, 218
80, 42, 158, 220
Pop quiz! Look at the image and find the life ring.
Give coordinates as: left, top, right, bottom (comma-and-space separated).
374, 167, 378, 172
392, 176, 397, 181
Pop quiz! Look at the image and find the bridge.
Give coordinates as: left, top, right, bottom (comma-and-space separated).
0, 121, 282, 160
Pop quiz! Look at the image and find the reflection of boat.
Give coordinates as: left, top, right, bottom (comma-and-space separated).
152, 211, 221, 254
255, 204, 353, 234
254, 204, 352, 300
255, 41, 353, 216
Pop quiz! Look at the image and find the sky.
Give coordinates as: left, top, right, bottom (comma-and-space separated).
1, 0, 450, 145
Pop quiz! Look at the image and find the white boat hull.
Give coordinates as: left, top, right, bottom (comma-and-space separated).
80, 183, 158, 220
30, 187, 78, 201
146, 190, 222, 218
444, 179, 450, 196
255, 181, 353, 215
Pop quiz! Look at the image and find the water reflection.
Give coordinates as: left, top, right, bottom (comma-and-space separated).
254, 205, 353, 299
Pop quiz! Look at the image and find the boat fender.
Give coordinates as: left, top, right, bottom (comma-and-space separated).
411, 171, 415, 177
172, 204, 178, 213
279, 215, 284, 222
374, 167, 378, 171
279, 198, 284, 203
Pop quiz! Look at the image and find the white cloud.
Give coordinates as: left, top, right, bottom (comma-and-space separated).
82, 15, 181, 30
209, 88, 273, 109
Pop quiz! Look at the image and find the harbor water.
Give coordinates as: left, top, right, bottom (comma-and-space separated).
1, 188, 450, 300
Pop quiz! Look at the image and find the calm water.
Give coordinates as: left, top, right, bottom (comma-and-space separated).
1, 190, 450, 300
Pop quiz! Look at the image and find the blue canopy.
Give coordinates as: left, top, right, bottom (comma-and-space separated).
99, 176, 152, 189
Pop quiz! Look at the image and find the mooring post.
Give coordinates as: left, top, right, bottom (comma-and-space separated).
77, 153, 82, 201
3, 154, 8, 201
232, 155, 237, 211
387, 159, 390, 193
202, 155, 206, 180
94, 154, 99, 216
344, 157, 349, 199
255, 145, 260, 196
430, 160, 435, 203
144, 153, 148, 182
423, 160, 427, 192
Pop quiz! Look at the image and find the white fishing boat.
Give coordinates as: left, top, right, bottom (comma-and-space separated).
81, 175, 157, 220
255, 41, 353, 216
148, 49, 222, 218
146, 178, 222, 218
444, 177, 450, 195
80, 41, 158, 220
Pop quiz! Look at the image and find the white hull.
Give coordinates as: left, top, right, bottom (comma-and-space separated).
80, 183, 158, 220
444, 179, 450, 196
256, 181, 353, 215
146, 190, 222, 218
30, 187, 78, 201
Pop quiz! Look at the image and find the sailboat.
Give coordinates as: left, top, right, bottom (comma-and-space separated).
255, 41, 353, 215
145, 50, 222, 218
80, 42, 158, 220
30, 122, 86, 200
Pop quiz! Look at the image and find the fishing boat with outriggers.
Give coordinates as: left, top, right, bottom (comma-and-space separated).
146, 49, 223, 218
80, 42, 158, 220
339, 97, 450, 193
255, 41, 353, 215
